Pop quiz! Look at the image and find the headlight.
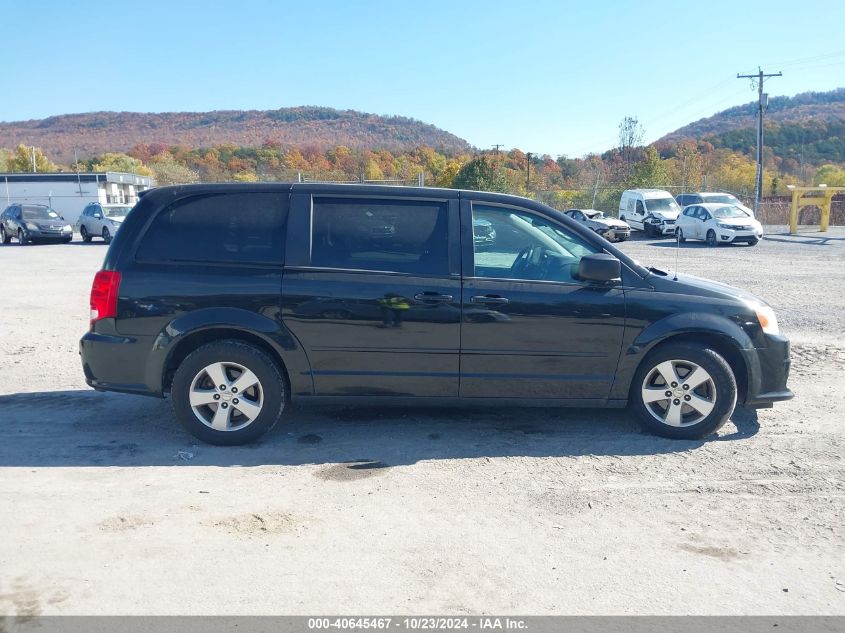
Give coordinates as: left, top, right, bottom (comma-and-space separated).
25, 222, 39, 231
755, 305, 779, 335
63, 224, 72, 231
717, 222, 734, 230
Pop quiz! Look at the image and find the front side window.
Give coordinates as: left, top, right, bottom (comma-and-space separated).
471, 205, 597, 284
136, 192, 287, 264
310, 198, 449, 275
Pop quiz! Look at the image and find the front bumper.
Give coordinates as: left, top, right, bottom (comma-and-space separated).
719, 228, 763, 243
25, 228, 72, 241
742, 334, 794, 407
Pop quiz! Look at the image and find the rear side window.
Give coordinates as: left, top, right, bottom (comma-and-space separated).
136, 193, 287, 264
310, 197, 449, 275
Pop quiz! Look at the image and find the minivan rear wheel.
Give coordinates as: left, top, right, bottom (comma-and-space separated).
171, 340, 286, 445
631, 343, 737, 439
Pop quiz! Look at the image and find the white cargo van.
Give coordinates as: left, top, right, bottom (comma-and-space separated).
619, 189, 681, 236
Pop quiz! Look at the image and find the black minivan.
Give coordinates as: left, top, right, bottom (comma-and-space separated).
79, 184, 792, 445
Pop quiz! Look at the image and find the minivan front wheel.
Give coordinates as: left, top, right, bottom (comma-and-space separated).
632, 343, 737, 439
171, 340, 286, 445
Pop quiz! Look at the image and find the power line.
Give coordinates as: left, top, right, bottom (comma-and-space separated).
737, 67, 782, 213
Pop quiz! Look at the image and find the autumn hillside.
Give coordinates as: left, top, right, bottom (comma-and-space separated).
0, 107, 472, 163
660, 88, 845, 164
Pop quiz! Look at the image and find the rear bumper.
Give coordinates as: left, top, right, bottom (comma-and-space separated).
80, 327, 160, 397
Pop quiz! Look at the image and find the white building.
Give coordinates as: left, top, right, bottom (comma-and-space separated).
1, 171, 154, 223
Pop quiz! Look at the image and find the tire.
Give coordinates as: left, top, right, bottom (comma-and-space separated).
171, 340, 286, 445
102, 227, 112, 244
63, 237, 72, 244
80, 225, 91, 243
0, 226, 9, 244
748, 238, 759, 246
706, 229, 718, 247
677, 228, 686, 243
17, 229, 27, 245
631, 343, 737, 439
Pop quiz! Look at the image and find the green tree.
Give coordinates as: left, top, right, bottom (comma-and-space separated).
6, 144, 58, 172
0, 148, 10, 171
89, 152, 153, 176
149, 154, 199, 185
814, 164, 845, 187
452, 157, 509, 192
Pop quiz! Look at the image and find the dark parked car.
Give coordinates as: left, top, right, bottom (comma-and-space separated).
1, 204, 73, 244
80, 184, 792, 445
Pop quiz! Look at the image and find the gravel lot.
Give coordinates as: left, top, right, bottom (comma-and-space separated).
0, 228, 843, 616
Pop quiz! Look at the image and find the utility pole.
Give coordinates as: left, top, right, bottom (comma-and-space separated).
526, 152, 533, 188
31, 146, 37, 173
737, 67, 781, 213
492, 144, 503, 161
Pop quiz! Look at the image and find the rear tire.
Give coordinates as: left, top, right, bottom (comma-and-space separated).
631, 343, 737, 439
171, 340, 286, 445
0, 226, 9, 244
706, 229, 718, 247
677, 228, 686, 243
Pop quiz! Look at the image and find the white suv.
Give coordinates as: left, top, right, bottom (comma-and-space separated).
676, 203, 764, 247
76, 203, 133, 244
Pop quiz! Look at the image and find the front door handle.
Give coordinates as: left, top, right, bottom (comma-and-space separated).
471, 294, 509, 305
414, 292, 453, 303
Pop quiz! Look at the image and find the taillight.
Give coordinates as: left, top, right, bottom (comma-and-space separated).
89, 270, 121, 324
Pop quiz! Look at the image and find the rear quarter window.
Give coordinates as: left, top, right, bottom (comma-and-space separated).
135, 192, 288, 264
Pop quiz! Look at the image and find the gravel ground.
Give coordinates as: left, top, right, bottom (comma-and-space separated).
0, 228, 843, 616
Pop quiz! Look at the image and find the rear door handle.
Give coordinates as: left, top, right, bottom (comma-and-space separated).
414, 292, 453, 303
470, 295, 509, 305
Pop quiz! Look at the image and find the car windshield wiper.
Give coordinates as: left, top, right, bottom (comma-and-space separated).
647, 265, 669, 276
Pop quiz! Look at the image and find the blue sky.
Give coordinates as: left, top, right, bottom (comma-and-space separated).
4, 0, 844, 156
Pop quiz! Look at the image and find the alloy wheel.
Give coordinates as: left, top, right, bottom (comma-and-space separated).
188, 361, 264, 431
640, 359, 716, 427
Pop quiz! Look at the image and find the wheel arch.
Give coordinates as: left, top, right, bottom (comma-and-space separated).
160, 327, 293, 399
613, 312, 759, 405
636, 332, 749, 404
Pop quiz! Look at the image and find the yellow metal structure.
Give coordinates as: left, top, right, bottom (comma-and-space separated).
787, 186, 845, 234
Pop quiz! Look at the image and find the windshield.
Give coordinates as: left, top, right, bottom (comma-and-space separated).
22, 206, 60, 220
645, 198, 680, 213
702, 194, 740, 205
584, 210, 606, 219
103, 206, 131, 218
712, 205, 749, 219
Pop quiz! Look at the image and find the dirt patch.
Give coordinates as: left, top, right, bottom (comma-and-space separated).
209, 511, 302, 535
314, 460, 390, 481
678, 543, 741, 561
98, 515, 153, 532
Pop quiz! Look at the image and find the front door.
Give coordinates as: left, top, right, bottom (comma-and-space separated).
282, 193, 462, 397
459, 200, 626, 400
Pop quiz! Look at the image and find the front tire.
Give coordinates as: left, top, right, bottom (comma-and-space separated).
0, 226, 9, 244
631, 343, 737, 439
171, 340, 286, 445
706, 229, 718, 247
748, 238, 759, 246
17, 229, 27, 245
102, 227, 112, 244
80, 225, 92, 242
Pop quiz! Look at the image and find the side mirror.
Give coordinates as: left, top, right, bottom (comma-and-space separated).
578, 253, 621, 283
94, 213, 102, 219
